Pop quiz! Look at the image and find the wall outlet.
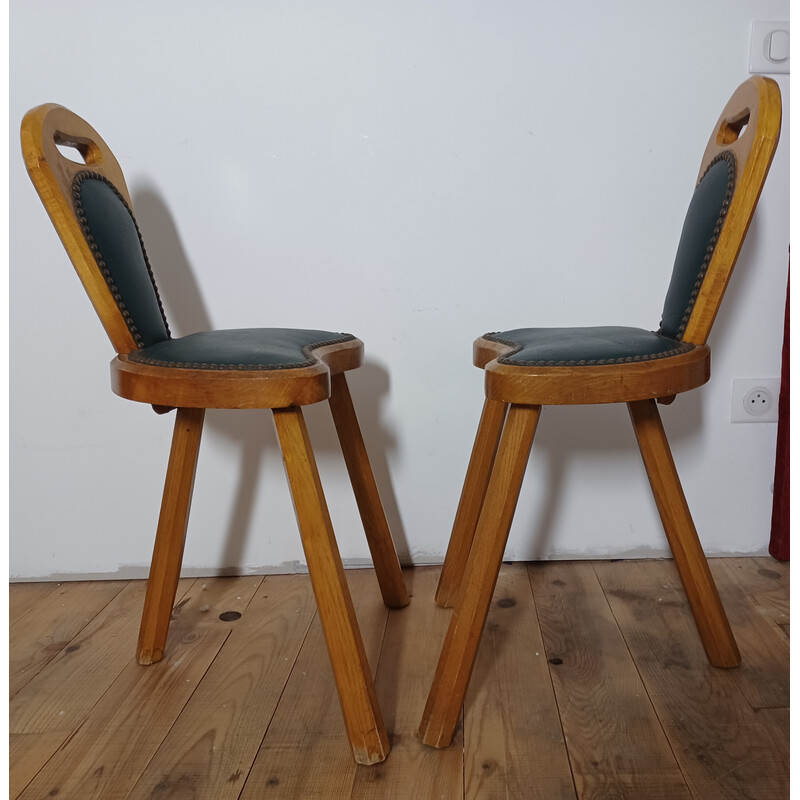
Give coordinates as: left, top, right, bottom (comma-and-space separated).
731, 378, 781, 423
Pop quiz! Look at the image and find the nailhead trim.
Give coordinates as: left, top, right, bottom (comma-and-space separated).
484, 332, 695, 367
659, 150, 737, 340
72, 171, 171, 348
126, 333, 357, 371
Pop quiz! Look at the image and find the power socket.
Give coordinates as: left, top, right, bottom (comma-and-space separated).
731, 378, 781, 423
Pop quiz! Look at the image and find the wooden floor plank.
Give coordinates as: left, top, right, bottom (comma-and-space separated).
530, 561, 691, 800
465, 563, 576, 799
755, 707, 790, 771
240, 569, 390, 799
9, 579, 195, 798
11, 579, 191, 735
126, 573, 316, 800
717, 557, 789, 628
8, 559, 788, 798
9, 732, 67, 799
15, 577, 260, 800
10, 580, 126, 695
349, 566, 464, 800
594, 559, 789, 800
9, 582, 60, 627
708, 559, 789, 709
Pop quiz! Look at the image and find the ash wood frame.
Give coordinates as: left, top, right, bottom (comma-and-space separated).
21, 103, 409, 765
420, 76, 782, 749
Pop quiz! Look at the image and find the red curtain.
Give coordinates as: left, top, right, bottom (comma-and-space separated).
769, 271, 789, 560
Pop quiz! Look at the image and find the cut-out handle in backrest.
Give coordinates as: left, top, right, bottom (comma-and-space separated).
21, 104, 171, 353
54, 130, 104, 166
716, 110, 750, 145
658, 77, 782, 346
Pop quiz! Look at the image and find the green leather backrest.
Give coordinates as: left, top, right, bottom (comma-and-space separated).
73, 172, 170, 348
659, 153, 735, 340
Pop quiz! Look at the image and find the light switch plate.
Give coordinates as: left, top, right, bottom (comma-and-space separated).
749, 21, 790, 74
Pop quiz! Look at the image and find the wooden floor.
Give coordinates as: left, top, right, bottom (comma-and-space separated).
10, 558, 789, 799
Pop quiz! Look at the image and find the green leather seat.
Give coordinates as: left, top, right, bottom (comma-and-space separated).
129, 328, 356, 371
484, 326, 694, 367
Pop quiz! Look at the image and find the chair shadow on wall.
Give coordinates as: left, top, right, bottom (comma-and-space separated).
131, 183, 410, 574
520, 204, 766, 565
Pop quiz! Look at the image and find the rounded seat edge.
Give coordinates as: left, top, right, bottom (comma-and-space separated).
110, 336, 364, 409
476, 336, 710, 405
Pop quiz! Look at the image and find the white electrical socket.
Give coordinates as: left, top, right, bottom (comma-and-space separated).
731, 378, 781, 423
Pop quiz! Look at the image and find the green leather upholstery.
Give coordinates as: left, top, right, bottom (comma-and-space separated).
486, 326, 694, 366
73, 172, 170, 348
486, 152, 733, 369
128, 328, 356, 370
74, 171, 355, 373
659, 153, 735, 340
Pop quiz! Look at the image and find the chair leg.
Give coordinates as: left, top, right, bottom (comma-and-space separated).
435, 399, 508, 608
272, 405, 390, 765
137, 407, 205, 666
419, 403, 541, 749
328, 372, 409, 609
627, 399, 740, 668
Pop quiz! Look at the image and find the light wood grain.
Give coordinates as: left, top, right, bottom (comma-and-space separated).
718, 556, 789, 627
10, 578, 192, 796
273, 405, 389, 765
708, 559, 789, 709
10, 580, 125, 696
240, 569, 389, 799
594, 559, 788, 800
110, 337, 365, 409
9, 732, 68, 799
8, 562, 788, 797
9, 582, 60, 627
465, 564, 575, 800
328, 372, 409, 609
628, 399, 739, 667
16, 577, 259, 800
137, 406, 205, 665
21, 104, 140, 352
531, 561, 692, 800
436, 398, 507, 608
351, 567, 464, 800
684, 76, 783, 345
127, 575, 312, 800
480, 339, 711, 406
419, 404, 540, 748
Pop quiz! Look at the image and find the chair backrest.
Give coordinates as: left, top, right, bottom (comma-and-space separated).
21, 104, 170, 354
659, 76, 782, 346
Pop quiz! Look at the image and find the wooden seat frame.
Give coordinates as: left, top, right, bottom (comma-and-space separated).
21, 104, 409, 765
419, 77, 782, 749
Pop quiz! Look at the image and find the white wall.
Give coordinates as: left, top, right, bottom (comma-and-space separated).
10, 0, 789, 580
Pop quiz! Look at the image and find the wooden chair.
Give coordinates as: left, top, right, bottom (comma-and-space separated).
419, 76, 782, 749
21, 104, 409, 765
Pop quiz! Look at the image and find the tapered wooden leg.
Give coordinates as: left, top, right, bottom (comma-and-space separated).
328, 372, 409, 609
419, 403, 541, 748
628, 399, 740, 668
273, 405, 390, 765
137, 407, 205, 666
435, 399, 508, 608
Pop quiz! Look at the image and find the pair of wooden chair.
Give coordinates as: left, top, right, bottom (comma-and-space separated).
21, 76, 781, 765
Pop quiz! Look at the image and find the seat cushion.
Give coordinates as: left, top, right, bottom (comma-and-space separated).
127, 328, 355, 370
484, 326, 694, 367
